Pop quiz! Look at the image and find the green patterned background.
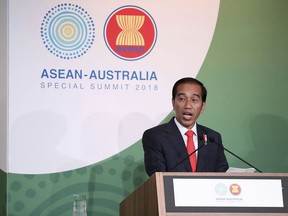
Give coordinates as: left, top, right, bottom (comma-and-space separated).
197, 0, 288, 172
2, 0, 288, 215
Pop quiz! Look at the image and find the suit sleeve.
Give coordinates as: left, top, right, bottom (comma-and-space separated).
142, 129, 167, 176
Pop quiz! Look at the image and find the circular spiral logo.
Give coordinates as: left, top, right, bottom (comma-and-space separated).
215, 183, 228, 196
40, 3, 95, 60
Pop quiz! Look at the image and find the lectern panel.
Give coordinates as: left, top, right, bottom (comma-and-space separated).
164, 174, 288, 214
120, 172, 288, 216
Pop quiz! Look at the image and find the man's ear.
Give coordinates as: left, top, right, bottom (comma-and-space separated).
201, 102, 206, 113
171, 98, 175, 110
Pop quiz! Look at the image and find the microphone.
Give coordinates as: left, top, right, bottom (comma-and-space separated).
209, 137, 262, 173
171, 135, 206, 171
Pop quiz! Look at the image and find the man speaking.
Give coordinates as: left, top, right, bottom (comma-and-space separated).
142, 77, 229, 176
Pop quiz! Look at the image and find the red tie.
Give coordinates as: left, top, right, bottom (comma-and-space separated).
185, 130, 197, 172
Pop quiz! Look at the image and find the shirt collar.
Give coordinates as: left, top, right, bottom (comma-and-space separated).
174, 117, 198, 137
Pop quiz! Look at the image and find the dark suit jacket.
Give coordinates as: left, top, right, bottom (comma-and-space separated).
142, 117, 229, 176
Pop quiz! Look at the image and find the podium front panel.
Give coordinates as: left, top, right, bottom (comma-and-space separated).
163, 173, 288, 214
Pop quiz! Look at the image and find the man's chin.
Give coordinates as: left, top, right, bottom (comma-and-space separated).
180, 119, 195, 128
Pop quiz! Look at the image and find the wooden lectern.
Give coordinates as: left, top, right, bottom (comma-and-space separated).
120, 172, 288, 216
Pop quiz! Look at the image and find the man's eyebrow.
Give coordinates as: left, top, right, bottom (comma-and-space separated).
192, 94, 201, 98
176, 92, 201, 98
176, 93, 185, 96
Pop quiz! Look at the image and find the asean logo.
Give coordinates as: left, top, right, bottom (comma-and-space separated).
40, 3, 95, 60
230, 184, 241, 196
104, 5, 157, 61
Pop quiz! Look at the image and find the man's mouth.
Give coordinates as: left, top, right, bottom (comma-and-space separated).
183, 112, 193, 118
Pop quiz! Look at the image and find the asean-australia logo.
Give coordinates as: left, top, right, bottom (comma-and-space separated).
104, 5, 157, 61
40, 3, 95, 60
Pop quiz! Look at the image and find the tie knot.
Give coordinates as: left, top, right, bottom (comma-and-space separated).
185, 130, 194, 137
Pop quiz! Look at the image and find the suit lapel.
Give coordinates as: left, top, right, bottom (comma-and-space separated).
165, 118, 192, 172
196, 125, 209, 171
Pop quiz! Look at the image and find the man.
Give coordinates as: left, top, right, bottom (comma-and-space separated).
142, 77, 229, 176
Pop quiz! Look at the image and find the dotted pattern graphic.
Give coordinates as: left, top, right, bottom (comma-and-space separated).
40, 3, 95, 60
7, 141, 147, 216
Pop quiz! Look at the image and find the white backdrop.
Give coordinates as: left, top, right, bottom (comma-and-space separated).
8, 0, 220, 174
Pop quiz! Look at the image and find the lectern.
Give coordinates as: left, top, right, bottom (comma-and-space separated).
120, 172, 288, 216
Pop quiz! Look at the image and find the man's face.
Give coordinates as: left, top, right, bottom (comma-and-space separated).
172, 82, 206, 129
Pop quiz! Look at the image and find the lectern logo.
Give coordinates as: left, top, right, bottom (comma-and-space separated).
215, 183, 228, 196
230, 184, 241, 195
40, 3, 95, 60
104, 5, 157, 61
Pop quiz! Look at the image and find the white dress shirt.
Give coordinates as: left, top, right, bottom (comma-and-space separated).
174, 118, 199, 156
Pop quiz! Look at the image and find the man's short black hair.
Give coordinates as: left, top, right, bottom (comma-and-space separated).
172, 77, 207, 102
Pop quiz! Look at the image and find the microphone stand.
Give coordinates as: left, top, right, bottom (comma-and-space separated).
223, 146, 262, 173
208, 137, 262, 173
171, 143, 205, 171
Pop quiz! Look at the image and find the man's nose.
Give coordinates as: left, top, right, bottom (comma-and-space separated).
184, 99, 193, 107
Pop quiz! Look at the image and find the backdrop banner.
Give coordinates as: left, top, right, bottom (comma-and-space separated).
8, 0, 220, 174
4, 0, 288, 215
